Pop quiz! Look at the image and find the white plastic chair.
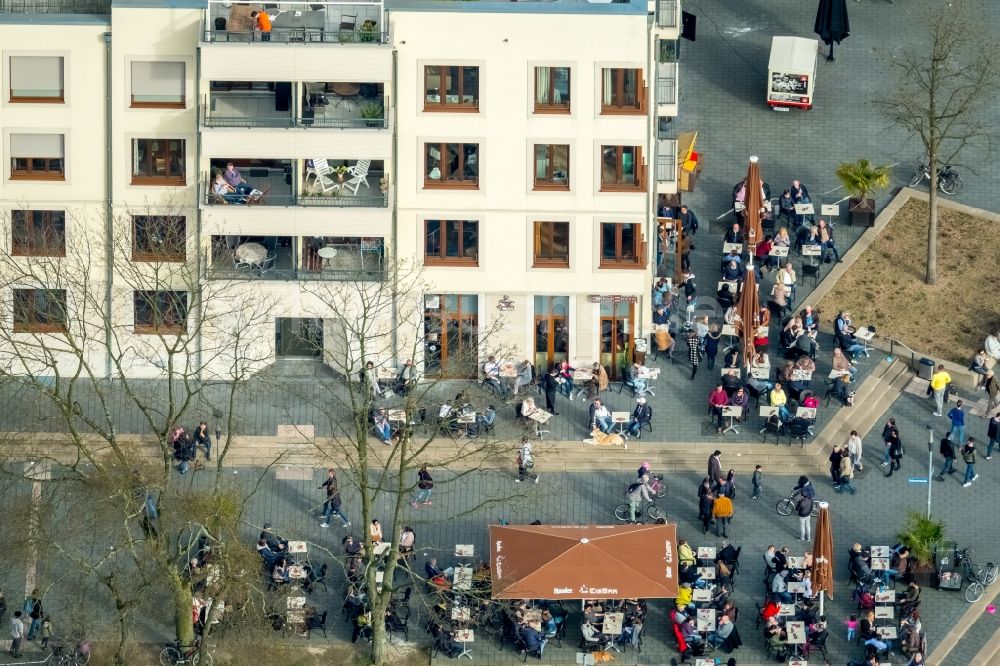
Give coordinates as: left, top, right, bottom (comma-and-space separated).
305, 158, 336, 194
343, 159, 371, 195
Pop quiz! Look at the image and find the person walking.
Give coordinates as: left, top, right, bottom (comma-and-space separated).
712, 491, 734, 538
318, 468, 350, 528
410, 464, 434, 508
687, 329, 701, 380
698, 489, 715, 534
9, 611, 24, 658
930, 364, 952, 417
885, 431, 904, 477
987, 412, 1000, 460
935, 434, 956, 481
829, 444, 844, 488
846, 430, 864, 471
752, 464, 763, 500
540, 367, 560, 415
947, 400, 967, 444
516, 438, 538, 483
880, 418, 898, 467
962, 439, 979, 488
836, 454, 857, 495
24, 589, 41, 641
38, 615, 52, 649
708, 450, 724, 490
796, 492, 814, 542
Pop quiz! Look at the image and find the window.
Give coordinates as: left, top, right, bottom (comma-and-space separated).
533, 144, 570, 190
132, 139, 185, 185
9, 56, 64, 103
424, 294, 479, 378
601, 68, 645, 113
133, 216, 186, 262
134, 290, 188, 335
424, 143, 479, 188
534, 66, 570, 112
131, 61, 185, 108
424, 220, 479, 266
533, 221, 570, 267
13, 289, 67, 333
9, 133, 64, 180
658, 39, 680, 63
424, 66, 479, 110
600, 145, 644, 191
11, 210, 65, 257
600, 222, 645, 268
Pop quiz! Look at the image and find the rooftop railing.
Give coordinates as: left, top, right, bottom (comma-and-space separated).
0, 0, 109, 13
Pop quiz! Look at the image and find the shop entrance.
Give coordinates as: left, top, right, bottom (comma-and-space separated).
275, 318, 323, 358
599, 301, 635, 380
534, 295, 569, 372
424, 295, 479, 378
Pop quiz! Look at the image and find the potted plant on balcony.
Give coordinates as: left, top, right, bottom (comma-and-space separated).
896, 511, 946, 586
361, 102, 384, 128
332, 164, 350, 184
359, 19, 379, 43
835, 158, 891, 227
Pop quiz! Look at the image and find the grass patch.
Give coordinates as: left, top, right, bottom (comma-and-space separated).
817, 199, 1000, 364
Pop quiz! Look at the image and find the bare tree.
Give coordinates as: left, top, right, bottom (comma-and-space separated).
0, 204, 281, 659
875, 0, 1000, 284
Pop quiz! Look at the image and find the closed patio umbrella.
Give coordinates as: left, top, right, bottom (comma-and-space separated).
736, 266, 760, 368
743, 156, 764, 264
815, 0, 850, 62
812, 501, 835, 613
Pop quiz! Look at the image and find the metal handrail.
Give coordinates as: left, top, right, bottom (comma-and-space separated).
204, 27, 388, 45
656, 76, 677, 105
202, 112, 387, 130
656, 154, 677, 183
656, 0, 679, 28
207, 266, 385, 282
886, 337, 919, 370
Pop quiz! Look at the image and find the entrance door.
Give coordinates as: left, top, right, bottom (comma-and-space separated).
424, 295, 478, 378
534, 295, 569, 372
599, 302, 635, 380
275, 318, 323, 358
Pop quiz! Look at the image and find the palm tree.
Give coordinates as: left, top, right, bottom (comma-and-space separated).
835, 159, 892, 224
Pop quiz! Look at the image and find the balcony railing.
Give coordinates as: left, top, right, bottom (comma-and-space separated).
205, 0, 386, 45
656, 0, 679, 28
206, 266, 386, 282
656, 154, 677, 183
0, 0, 109, 13
202, 110, 387, 130
656, 76, 677, 105
204, 187, 388, 209
205, 27, 388, 45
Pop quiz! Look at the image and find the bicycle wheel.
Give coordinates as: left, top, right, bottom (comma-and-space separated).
776, 499, 793, 516
647, 503, 665, 521
939, 173, 962, 195
908, 170, 925, 188
984, 564, 999, 586
193, 652, 213, 666
966, 581, 985, 603
74, 652, 92, 666
159, 647, 181, 666
653, 483, 667, 499
613, 504, 630, 522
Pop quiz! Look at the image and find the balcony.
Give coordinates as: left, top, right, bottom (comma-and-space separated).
204, 158, 387, 208
0, 0, 109, 13
655, 139, 678, 195
655, 0, 680, 32
656, 62, 679, 116
203, 81, 387, 130
204, 1, 386, 45
208, 235, 385, 282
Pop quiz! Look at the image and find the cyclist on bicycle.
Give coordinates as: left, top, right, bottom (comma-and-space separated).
626, 477, 652, 523
792, 475, 816, 499
638, 461, 665, 495
637, 461, 651, 480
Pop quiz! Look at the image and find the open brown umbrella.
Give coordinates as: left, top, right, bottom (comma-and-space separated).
736, 267, 760, 368
744, 156, 764, 258
812, 501, 835, 612
489, 524, 678, 600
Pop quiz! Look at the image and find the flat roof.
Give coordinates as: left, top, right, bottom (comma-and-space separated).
386, 0, 647, 16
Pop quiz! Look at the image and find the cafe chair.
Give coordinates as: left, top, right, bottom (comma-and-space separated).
578, 633, 603, 653
786, 421, 811, 448
803, 629, 828, 660
621, 621, 643, 654
386, 606, 409, 643
344, 159, 372, 195
801, 262, 820, 287
305, 563, 328, 594
761, 417, 784, 444
753, 602, 765, 629
721, 625, 743, 652
306, 611, 328, 640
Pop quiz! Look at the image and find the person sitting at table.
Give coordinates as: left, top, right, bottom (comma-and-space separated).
372, 407, 392, 445
721, 370, 742, 397
711, 584, 732, 610
255, 538, 280, 568
512, 359, 534, 396
394, 359, 416, 396
470, 405, 496, 439
675, 581, 694, 611
540, 610, 557, 638
584, 362, 609, 400
777, 189, 796, 222
260, 522, 288, 554
800, 305, 819, 333
753, 326, 769, 353
653, 304, 670, 327
775, 263, 797, 304
369, 519, 383, 546
678, 539, 697, 567
774, 226, 791, 248
721, 260, 743, 282
835, 311, 867, 361
556, 360, 576, 398
652, 276, 671, 307
724, 223, 745, 245
818, 219, 841, 263
771, 569, 792, 603
796, 354, 816, 374
790, 329, 818, 361
770, 383, 791, 422
482, 355, 503, 394
519, 622, 547, 656
424, 557, 454, 581
581, 618, 612, 650
212, 172, 245, 205
397, 526, 415, 557
271, 558, 289, 585
723, 347, 740, 369
623, 361, 647, 396
721, 248, 743, 269
627, 397, 652, 437
223, 161, 256, 198
717, 283, 735, 310
831, 347, 857, 381
769, 281, 789, 319
860, 609, 888, 654
363, 360, 383, 399
589, 398, 613, 434
707, 614, 735, 648
765, 623, 788, 660
709, 382, 730, 434
728, 386, 750, 420
679, 615, 702, 647
755, 234, 775, 269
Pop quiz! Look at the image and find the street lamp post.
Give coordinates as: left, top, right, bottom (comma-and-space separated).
926, 424, 934, 519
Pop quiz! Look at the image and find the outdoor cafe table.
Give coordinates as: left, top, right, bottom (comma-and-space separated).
692, 588, 713, 603
697, 546, 717, 560
697, 566, 716, 580
454, 566, 474, 591
875, 589, 895, 604
288, 540, 308, 554
786, 556, 806, 569
696, 608, 716, 632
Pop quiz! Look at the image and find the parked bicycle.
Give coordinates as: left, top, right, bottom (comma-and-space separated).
614, 499, 665, 523
50, 640, 92, 666
954, 546, 998, 603
159, 639, 213, 666
775, 493, 820, 517
908, 162, 963, 195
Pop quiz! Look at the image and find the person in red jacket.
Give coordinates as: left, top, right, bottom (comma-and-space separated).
709, 383, 729, 434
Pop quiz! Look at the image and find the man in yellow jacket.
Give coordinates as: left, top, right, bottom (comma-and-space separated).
712, 493, 734, 538
930, 364, 952, 417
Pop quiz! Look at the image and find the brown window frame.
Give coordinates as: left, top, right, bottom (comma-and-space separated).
533, 144, 570, 191
423, 65, 480, 112
10, 157, 64, 181
533, 221, 570, 268
424, 142, 479, 190
133, 290, 188, 335
132, 215, 186, 262
599, 222, 646, 269
600, 68, 646, 114
534, 66, 570, 114
11, 210, 66, 257
13, 288, 68, 333
130, 62, 186, 109
424, 220, 479, 266
131, 138, 186, 186
600, 145, 645, 192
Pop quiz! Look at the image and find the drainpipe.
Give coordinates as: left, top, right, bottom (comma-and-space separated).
643, 17, 655, 345
390, 45, 399, 362
103, 32, 113, 379
194, 47, 203, 377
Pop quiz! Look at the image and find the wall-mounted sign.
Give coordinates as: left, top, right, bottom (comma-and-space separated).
496, 295, 515, 312
587, 295, 639, 304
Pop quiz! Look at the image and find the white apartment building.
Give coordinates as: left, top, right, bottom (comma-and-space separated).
0, 0, 679, 380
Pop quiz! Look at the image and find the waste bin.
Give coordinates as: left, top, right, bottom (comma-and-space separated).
917, 357, 935, 380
